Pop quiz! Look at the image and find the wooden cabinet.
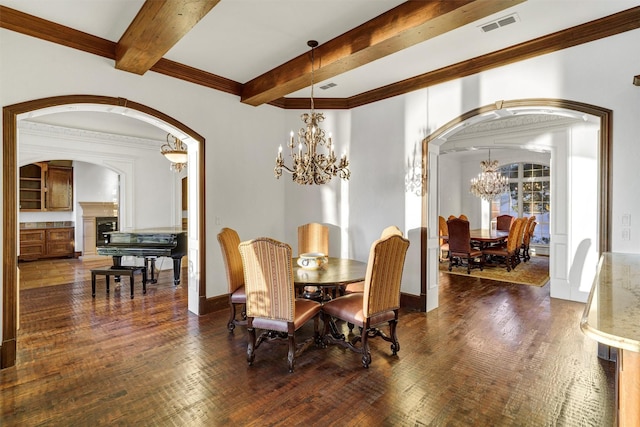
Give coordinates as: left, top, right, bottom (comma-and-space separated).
19, 161, 73, 212
18, 229, 46, 261
46, 165, 74, 211
19, 227, 75, 261
19, 163, 44, 211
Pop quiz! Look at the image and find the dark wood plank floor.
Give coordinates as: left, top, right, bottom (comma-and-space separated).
1, 261, 615, 426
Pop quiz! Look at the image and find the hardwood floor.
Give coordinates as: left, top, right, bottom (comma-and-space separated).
2, 259, 615, 426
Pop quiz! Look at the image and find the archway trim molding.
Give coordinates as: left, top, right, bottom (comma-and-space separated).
420, 98, 612, 309
2, 95, 207, 369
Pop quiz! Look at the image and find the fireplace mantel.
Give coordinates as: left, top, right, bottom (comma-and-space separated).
80, 202, 118, 258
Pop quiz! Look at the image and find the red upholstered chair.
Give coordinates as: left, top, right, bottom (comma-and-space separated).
239, 237, 321, 373
217, 228, 246, 332
458, 214, 469, 221
321, 230, 410, 368
446, 218, 484, 274
496, 214, 515, 231
482, 218, 526, 271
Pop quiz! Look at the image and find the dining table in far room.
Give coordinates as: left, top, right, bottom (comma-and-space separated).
468, 228, 510, 249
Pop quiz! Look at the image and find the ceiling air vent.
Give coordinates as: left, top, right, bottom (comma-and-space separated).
319, 82, 337, 90
479, 13, 519, 33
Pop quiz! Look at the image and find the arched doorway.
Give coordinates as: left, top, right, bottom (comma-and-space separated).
2, 95, 206, 368
421, 98, 612, 311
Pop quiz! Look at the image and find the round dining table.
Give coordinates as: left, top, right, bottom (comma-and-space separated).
293, 256, 367, 291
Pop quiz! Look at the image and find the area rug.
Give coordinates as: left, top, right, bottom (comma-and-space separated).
439, 255, 550, 287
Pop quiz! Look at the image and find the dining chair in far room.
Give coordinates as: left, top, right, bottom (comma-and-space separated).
321, 230, 410, 368
446, 218, 484, 274
238, 237, 322, 373
217, 227, 246, 332
439, 215, 449, 261
482, 217, 526, 272
298, 222, 329, 256
522, 220, 537, 262
496, 214, 515, 231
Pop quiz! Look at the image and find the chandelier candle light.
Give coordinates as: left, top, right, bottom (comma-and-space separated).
469, 150, 509, 201
274, 40, 350, 185
161, 133, 187, 173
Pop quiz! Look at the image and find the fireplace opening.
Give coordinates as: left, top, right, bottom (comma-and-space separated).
96, 216, 118, 246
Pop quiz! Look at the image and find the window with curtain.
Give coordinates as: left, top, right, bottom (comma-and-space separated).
491, 162, 550, 245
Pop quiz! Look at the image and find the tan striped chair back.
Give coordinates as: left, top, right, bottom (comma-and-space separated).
298, 222, 329, 256
239, 238, 295, 322
363, 232, 410, 318
380, 225, 402, 239
217, 228, 244, 294
507, 218, 525, 253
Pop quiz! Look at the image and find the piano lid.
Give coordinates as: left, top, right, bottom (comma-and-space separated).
102, 227, 186, 246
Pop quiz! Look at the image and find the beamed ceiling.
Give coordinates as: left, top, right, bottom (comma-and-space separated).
1, 0, 639, 111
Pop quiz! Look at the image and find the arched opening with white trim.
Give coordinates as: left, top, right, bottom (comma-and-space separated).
421, 98, 611, 312
2, 95, 206, 368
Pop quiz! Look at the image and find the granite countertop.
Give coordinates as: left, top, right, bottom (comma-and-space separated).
20, 221, 74, 229
581, 252, 640, 352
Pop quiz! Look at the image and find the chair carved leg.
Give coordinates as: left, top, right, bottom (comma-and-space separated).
389, 319, 400, 355
287, 333, 296, 373
228, 302, 237, 332
247, 326, 256, 365
361, 328, 371, 368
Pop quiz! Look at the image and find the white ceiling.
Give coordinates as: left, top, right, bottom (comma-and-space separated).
3, 0, 637, 139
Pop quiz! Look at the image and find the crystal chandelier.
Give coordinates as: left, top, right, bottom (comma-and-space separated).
469, 150, 508, 201
161, 133, 187, 173
275, 40, 350, 185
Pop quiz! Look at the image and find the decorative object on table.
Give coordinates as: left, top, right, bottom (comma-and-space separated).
297, 252, 328, 270
217, 227, 247, 332
321, 226, 410, 368
239, 237, 321, 373
469, 150, 509, 201
447, 218, 484, 274
274, 40, 350, 185
161, 133, 187, 172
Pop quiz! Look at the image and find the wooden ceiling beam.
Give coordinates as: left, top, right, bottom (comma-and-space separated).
115, 0, 220, 75
240, 0, 525, 106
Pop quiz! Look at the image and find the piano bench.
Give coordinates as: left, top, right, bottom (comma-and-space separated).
91, 266, 147, 299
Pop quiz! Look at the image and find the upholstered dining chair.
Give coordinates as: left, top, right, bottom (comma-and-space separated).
496, 214, 515, 231
298, 222, 329, 299
298, 222, 329, 256
439, 215, 449, 261
458, 214, 469, 221
217, 227, 246, 332
238, 237, 322, 373
522, 220, 537, 262
482, 217, 526, 271
321, 229, 410, 368
343, 225, 403, 295
447, 218, 484, 274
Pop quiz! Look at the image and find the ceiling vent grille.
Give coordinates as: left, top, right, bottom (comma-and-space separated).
319, 82, 337, 90
479, 13, 519, 33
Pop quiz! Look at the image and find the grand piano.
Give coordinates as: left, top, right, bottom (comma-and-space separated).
97, 227, 187, 286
